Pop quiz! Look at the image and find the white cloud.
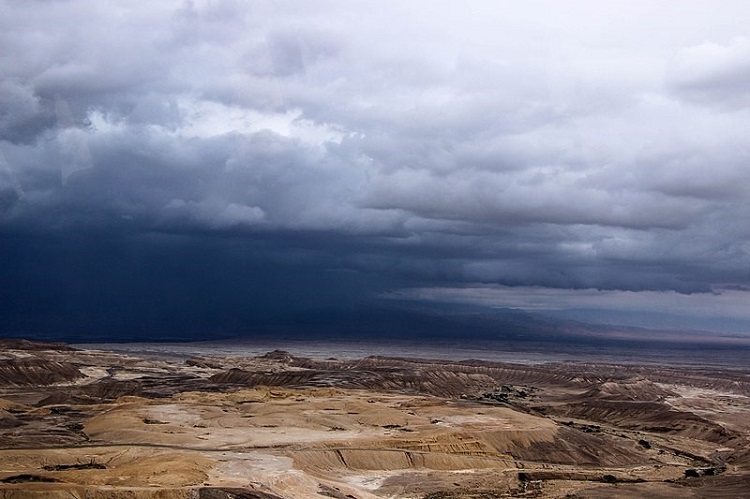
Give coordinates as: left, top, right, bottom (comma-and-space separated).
668, 37, 750, 106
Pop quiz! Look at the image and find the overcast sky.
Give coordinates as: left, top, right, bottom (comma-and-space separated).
2, 1, 750, 338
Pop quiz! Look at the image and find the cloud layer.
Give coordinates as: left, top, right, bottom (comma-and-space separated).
2, 0, 750, 335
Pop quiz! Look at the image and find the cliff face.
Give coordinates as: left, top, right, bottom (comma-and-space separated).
0, 339, 77, 351
0, 359, 84, 386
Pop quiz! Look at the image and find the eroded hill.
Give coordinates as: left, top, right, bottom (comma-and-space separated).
0, 342, 749, 498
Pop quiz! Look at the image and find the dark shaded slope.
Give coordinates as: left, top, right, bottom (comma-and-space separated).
0, 359, 83, 386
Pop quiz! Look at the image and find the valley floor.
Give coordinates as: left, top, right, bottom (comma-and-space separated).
1, 340, 749, 498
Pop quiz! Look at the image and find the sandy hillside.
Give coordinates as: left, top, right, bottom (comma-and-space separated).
1, 343, 749, 498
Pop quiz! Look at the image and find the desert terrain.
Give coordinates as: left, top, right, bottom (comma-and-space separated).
1, 339, 749, 498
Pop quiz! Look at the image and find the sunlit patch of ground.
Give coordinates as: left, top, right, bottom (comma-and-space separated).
2, 344, 750, 498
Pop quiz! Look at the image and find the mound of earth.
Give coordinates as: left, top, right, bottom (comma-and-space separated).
0, 359, 84, 387
1, 341, 750, 498
0, 339, 77, 352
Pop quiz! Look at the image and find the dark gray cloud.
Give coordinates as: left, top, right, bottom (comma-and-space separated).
2, 0, 750, 337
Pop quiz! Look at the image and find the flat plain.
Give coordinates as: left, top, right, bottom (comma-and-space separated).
1, 339, 749, 498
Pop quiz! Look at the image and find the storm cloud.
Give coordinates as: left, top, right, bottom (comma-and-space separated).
2, 0, 750, 337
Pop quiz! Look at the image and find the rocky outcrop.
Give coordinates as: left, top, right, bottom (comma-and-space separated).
209, 368, 318, 387
0, 359, 84, 386
574, 378, 677, 402
0, 339, 76, 351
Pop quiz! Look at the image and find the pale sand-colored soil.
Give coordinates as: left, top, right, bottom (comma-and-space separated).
1, 344, 750, 498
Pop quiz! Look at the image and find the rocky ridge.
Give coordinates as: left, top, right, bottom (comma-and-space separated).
0, 341, 749, 498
